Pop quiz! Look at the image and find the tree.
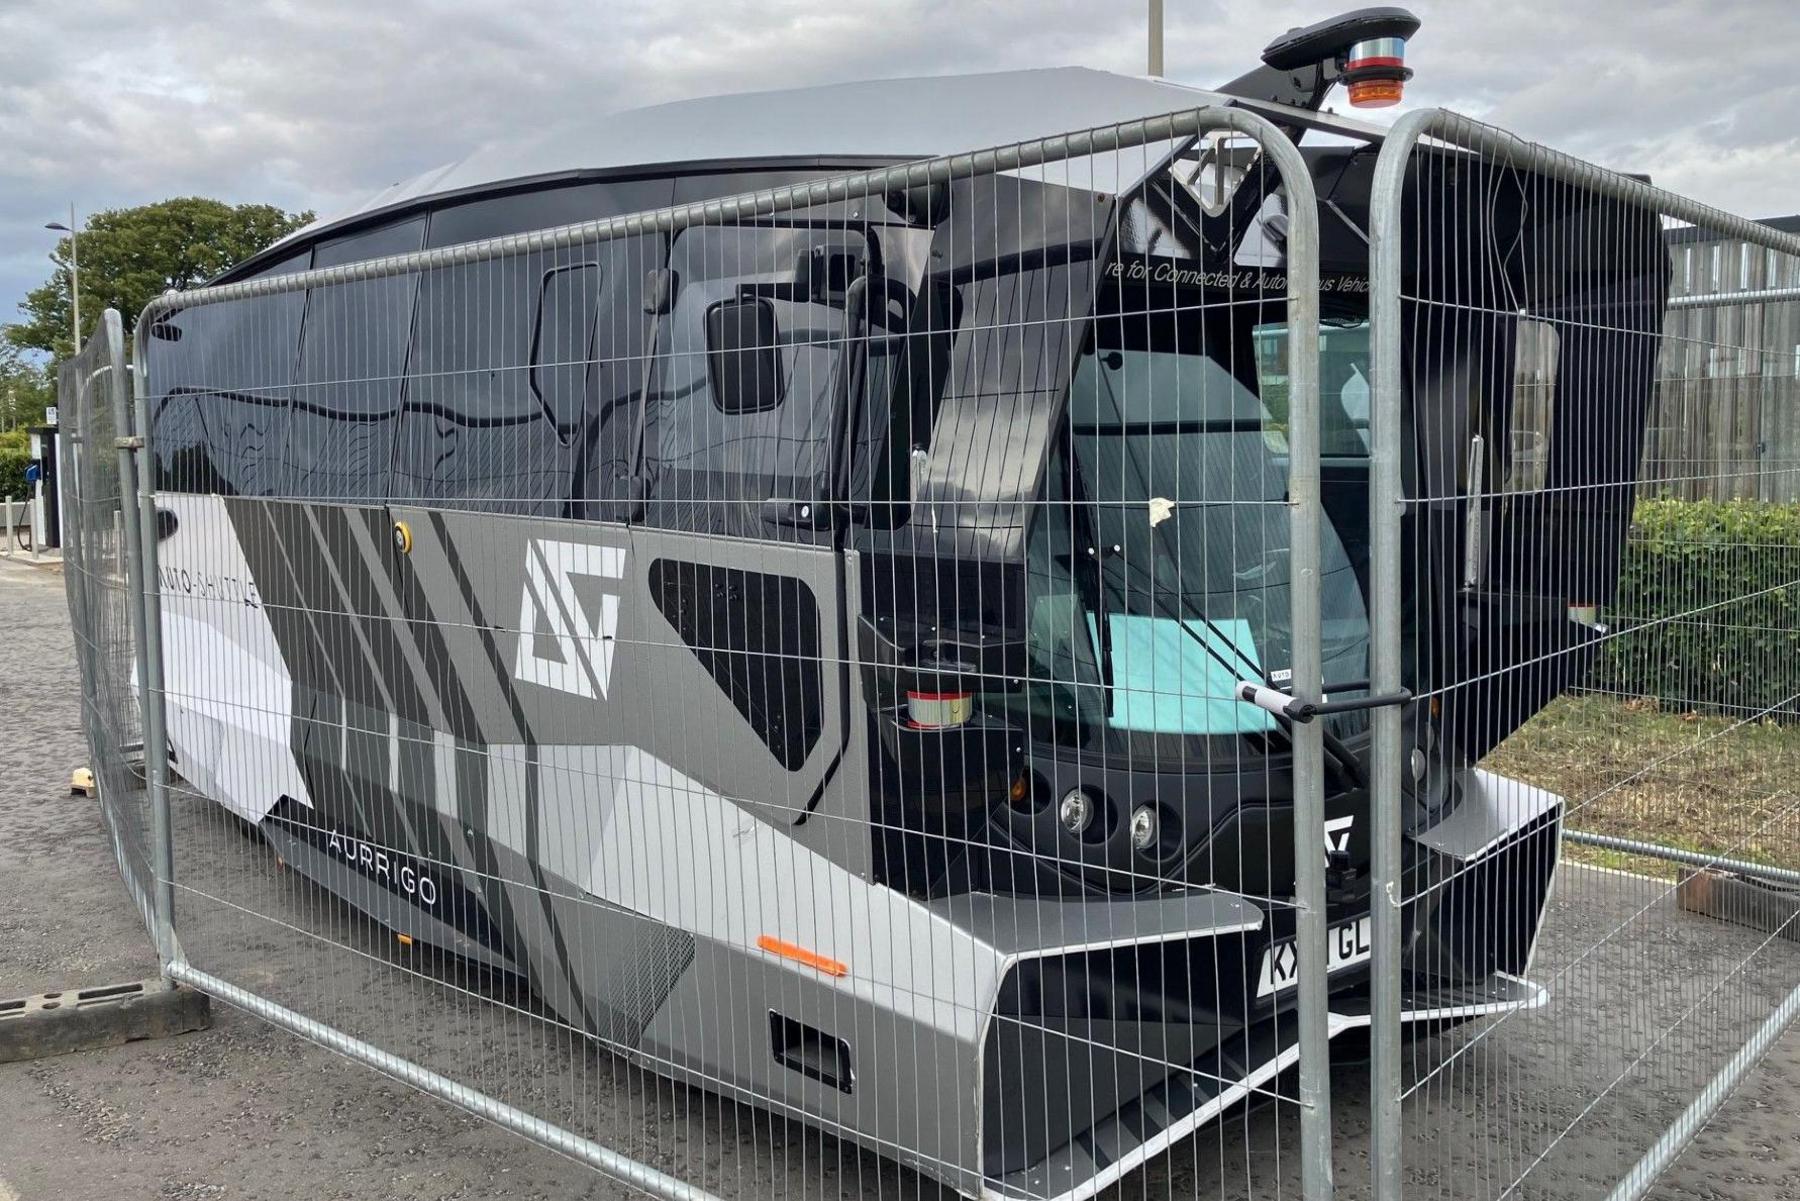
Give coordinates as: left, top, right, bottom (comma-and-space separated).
0, 336, 53, 433
8, 197, 313, 366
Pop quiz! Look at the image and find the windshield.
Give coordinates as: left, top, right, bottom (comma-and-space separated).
994, 322, 1371, 759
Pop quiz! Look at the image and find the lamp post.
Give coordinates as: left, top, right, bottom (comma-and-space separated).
1148, 0, 1164, 75
45, 204, 81, 354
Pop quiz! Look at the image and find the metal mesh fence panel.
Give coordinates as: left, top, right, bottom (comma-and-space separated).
1366, 109, 1800, 1201
56, 308, 157, 935
53, 96, 1797, 1201
124, 106, 1359, 1201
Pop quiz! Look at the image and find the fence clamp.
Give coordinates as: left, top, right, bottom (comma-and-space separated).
114, 435, 145, 450
1236, 681, 1413, 723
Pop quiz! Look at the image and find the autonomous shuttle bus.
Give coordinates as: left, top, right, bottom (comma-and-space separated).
140, 9, 1669, 1198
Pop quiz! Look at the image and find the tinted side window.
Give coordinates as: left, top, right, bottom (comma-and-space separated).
672, 171, 834, 205
851, 280, 959, 526
149, 250, 310, 496
286, 218, 426, 501
578, 235, 667, 520
533, 263, 603, 428
642, 225, 867, 535
393, 183, 667, 515
395, 248, 592, 512
426, 180, 672, 246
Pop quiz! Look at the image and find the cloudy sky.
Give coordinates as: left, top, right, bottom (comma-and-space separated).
3, 0, 1797, 328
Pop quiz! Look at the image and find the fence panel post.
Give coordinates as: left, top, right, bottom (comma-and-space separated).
109, 334, 164, 959
1260, 120, 1334, 1201
1365, 105, 1800, 1201
129, 315, 178, 970
55, 309, 160, 936
1364, 105, 1436, 1201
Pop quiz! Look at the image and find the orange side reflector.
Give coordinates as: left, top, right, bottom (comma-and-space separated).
396, 933, 414, 947
756, 934, 847, 977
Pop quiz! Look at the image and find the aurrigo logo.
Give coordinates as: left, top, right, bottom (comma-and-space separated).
512, 539, 627, 699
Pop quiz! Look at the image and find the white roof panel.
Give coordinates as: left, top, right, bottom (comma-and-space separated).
284, 67, 1386, 248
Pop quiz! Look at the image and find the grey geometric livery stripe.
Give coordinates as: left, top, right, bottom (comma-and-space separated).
423, 509, 593, 1031
222, 498, 536, 1004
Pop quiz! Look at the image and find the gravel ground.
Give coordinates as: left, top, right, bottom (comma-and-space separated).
2, 551, 1797, 1201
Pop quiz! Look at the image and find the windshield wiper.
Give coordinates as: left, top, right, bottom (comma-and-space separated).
1090, 549, 1368, 788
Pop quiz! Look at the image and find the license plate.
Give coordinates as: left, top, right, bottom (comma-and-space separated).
1256, 915, 1373, 998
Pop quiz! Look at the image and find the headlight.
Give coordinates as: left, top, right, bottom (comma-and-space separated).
1058, 788, 1095, 836
1129, 804, 1158, 852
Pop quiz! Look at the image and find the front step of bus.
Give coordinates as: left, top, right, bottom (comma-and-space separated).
628, 768, 1561, 1201
977, 770, 1560, 1200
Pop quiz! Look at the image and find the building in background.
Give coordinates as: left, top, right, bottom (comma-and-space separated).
1650, 216, 1800, 502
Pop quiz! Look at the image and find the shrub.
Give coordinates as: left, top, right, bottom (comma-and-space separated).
0, 429, 29, 502
1593, 497, 1800, 720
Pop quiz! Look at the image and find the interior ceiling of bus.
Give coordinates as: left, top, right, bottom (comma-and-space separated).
273, 66, 1388, 253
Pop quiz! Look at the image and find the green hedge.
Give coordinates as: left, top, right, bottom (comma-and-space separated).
0, 429, 28, 502
1593, 497, 1800, 720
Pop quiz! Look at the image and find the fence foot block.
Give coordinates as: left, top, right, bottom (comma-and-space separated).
0, 979, 211, 1063
1678, 869, 1800, 942
69, 767, 96, 797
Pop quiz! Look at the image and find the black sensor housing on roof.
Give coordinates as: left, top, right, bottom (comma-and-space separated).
1260, 7, 1420, 71
1218, 6, 1421, 115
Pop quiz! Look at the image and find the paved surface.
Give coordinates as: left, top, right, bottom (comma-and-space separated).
3, 551, 1798, 1201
